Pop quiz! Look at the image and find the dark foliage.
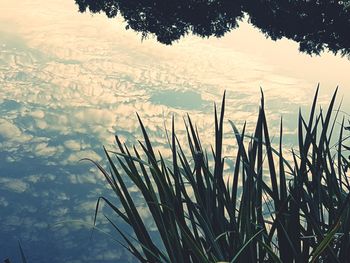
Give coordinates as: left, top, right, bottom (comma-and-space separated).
75, 0, 350, 56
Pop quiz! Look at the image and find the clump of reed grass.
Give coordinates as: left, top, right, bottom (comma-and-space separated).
91, 86, 350, 262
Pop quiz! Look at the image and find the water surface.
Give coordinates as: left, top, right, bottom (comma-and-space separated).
1, 0, 350, 262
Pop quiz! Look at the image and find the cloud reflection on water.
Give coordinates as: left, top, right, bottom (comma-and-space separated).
1, 0, 350, 261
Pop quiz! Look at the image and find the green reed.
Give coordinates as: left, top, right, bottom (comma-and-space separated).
91, 86, 350, 262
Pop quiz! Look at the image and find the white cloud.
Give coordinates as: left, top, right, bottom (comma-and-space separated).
0, 177, 29, 193
28, 110, 45, 119
0, 119, 33, 151
34, 142, 60, 157
49, 207, 68, 217
74, 108, 115, 125
25, 173, 56, 183
35, 119, 48, 129
0, 118, 22, 139
0, 197, 9, 207
77, 200, 99, 213
64, 140, 81, 151
63, 149, 102, 165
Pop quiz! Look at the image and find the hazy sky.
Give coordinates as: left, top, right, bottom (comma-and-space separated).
1, 0, 349, 93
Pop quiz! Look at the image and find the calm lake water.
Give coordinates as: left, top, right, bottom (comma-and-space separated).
1, 0, 350, 262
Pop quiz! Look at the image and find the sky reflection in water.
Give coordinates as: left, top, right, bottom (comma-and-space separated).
1, 0, 350, 262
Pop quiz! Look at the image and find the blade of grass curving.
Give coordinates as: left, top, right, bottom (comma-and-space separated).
213, 93, 229, 253
290, 149, 303, 260
318, 87, 338, 149
229, 120, 274, 197
231, 122, 245, 208
186, 114, 202, 153
185, 197, 203, 252
94, 196, 129, 226
230, 229, 264, 263
129, 126, 179, 256
158, 154, 186, 263
267, 194, 298, 258
303, 85, 319, 152
274, 117, 295, 262
184, 117, 206, 207
195, 124, 204, 151
338, 118, 345, 192
18, 241, 27, 263
258, 240, 283, 263
137, 113, 156, 160
310, 220, 341, 263
113, 137, 159, 201
171, 117, 183, 217
297, 108, 313, 261
260, 91, 279, 204
104, 215, 165, 263
254, 105, 265, 260
232, 132, 294, 175
308, 84, 319, 129
178, 169, 225, 260
104, 150, 162, 261
328, 96, 342, 146
323, 129, 342, 204
175, 218, 211, 263
169, 121, 192, 261
279, 117, 287, 202
134, 144, 184, 262
132, 146, 159, 201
